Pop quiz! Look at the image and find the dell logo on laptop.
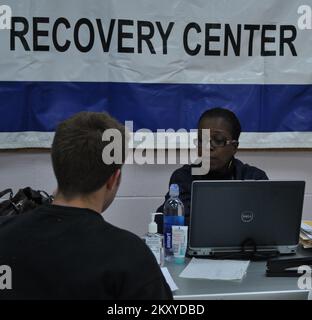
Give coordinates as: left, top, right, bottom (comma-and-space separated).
241, 211, 254, 223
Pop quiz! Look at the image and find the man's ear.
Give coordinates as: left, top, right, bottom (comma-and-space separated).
106, 169, 121, 191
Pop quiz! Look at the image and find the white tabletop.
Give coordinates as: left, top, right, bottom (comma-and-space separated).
165, 247, 312, 300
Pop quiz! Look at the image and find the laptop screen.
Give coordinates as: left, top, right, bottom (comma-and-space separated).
189, 181, 305, 250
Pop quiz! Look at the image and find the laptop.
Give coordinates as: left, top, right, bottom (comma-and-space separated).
187, 180, 305, 257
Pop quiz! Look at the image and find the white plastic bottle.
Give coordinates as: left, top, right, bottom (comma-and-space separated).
163, 184, 185, 260
142, 213, 164, 267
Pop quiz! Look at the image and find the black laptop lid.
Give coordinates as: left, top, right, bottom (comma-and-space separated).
189, 181, 305, 248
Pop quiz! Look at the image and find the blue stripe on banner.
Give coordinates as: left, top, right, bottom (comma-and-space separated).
0, 81, 311, 132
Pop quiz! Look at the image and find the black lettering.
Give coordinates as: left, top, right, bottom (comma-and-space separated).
52, 18, 71, 52
33, 17, 49, 51
224, 24, 241, 56
74, 18, 95, 53
244, 24, 260, 56
183, 22, 201, 56
280, 25, 297, 56
137, 21, 155, 54
261, 24, 276, 56
96, 19, 115, 52
156, 21, 174, 54
205, 23, 221, 56
10, 17, 30, 51
118, 19, 134, 53
33, 17, 50, 51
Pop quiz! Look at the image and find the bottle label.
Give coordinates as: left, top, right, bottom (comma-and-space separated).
164, 216, 184, 250
145, 236, 162, 265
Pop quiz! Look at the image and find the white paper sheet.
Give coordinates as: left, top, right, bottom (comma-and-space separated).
179, 258, 250, 281
161, 267, 179, 291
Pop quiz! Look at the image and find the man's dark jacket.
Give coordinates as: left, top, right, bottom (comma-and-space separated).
0, 205, 172, 300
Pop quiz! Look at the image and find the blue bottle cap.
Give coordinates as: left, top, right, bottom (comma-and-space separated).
174, 256, 185, 264
169, 184, 179, 197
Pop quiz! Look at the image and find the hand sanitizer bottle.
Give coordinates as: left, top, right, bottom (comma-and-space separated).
142, 213, 164, 267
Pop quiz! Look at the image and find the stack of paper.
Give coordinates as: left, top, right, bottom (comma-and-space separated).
300, 221, 312, 248
179, 258, 250, 281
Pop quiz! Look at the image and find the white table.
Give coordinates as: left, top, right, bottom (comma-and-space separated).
165, 247, 312, 300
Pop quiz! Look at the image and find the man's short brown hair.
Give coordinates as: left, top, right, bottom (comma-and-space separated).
51, 111, 127, 198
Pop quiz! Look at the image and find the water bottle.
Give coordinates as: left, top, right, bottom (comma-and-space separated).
163, 184, 185, 260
